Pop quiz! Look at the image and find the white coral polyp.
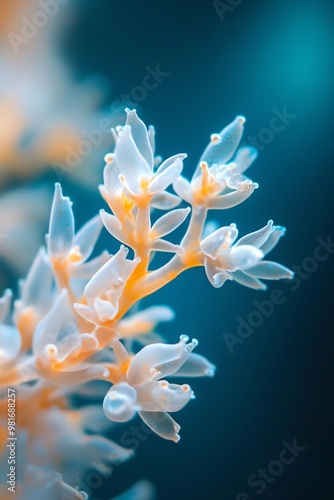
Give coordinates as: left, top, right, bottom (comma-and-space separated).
74, 246, 140, 324
173, 116, 259, 209
106, 108, 186, 198
135, 380, 193, 412
201, 221, 294, 289
103, 336, 200, 442
103, 382, 138, 422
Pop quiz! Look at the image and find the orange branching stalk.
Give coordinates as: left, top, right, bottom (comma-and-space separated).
0, 109, 293, 498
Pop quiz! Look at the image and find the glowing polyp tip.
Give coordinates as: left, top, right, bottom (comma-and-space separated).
179, 334, 189, 342
189, 338, 198, 349
173, 421, 181, 441
236, 115, 246, 125
79, 491, 89, 500
119, 244, 129, 257
150, 368, 160, 379
200, 161, 208, 170
181, 384, 190, 392
206, 366, 216, 377
44, 343, 58, 359
210, 133, 221, 144
111, 276, 123, 286
104, 153, 114, 164
68, 245, 82, 262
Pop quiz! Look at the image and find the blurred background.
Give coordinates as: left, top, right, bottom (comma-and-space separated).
0, 0, 333, 499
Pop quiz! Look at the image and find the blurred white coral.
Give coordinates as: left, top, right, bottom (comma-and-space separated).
0, 186, 51, 281
0, 110, 293, 498
0, 0, 120, 189
0, 0, 122, 288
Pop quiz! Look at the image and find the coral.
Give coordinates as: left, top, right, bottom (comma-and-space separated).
0, 0, 119, 189
0, 109, 293, 498
0, 1, 122, 283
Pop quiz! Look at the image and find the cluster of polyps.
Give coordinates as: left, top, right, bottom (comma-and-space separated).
0, 109, 293, 498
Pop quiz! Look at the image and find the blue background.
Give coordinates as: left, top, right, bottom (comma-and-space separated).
3, 0, 334, 499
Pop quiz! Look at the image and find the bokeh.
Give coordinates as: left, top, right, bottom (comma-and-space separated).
0, 1, 333, 499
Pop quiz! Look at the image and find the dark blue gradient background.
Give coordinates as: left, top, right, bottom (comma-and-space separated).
6, 0, 334, 499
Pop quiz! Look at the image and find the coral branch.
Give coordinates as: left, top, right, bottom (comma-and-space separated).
0, 109, 294, 497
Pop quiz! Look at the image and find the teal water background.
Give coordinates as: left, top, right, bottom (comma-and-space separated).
1, 0, 333, 499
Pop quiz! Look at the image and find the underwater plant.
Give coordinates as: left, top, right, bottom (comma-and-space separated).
0, 0, 123, 284
0, 0, 118, 189
0, 109, 293, 499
